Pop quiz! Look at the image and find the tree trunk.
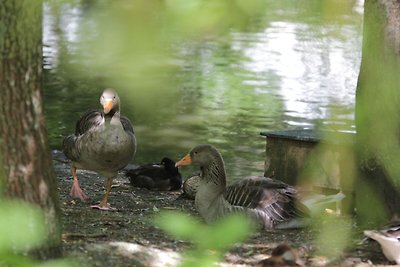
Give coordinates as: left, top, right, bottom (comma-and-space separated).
0, 0, 62, 259
355, 0, 400, 226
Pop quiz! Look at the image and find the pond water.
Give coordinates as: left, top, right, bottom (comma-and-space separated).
43, 1, 363, 182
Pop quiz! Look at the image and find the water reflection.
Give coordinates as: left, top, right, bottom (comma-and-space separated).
233, 19, 360, 131
43, 1, 363, 181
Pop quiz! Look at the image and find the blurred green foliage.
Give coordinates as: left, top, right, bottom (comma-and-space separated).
43, 0, 395, 264
0, 200, 72, 267
313, 215, 353, 260
155, 211, 254, 267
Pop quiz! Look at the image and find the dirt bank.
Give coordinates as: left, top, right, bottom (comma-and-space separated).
52, 151, 390, 267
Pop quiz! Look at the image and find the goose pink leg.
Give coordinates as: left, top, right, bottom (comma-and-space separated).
70, 167, 89, 201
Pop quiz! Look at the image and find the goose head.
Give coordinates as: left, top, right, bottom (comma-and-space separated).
100, 88, 120, 115
175, 144, 226, 187
175, 144, 222, 168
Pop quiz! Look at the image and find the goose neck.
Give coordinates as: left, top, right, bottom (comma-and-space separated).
201, 158, 226, 187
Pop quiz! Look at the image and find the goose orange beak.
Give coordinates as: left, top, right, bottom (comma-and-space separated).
175, 154, 192, 167
103, 100, 113, 114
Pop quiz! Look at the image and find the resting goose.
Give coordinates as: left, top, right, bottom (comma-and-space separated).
175, 144, 309, 229
62, 88, 137, 210
125, 157, 182, 191
364, 220, 400, 264
181, 174, 201, 199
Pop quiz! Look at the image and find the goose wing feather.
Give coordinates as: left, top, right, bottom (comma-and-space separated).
224, 176, 309, 223
62, 110, 104, 162
75, 109, 104, 135
121, 116, 134, 134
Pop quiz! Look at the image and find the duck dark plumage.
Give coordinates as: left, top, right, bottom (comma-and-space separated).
125, 157, 182, 191
175, 144, 310, 230
62, 88, 137, 210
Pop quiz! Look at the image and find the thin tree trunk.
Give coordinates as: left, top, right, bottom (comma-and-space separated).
355, 0, 400, 226
0, 0, 62, 259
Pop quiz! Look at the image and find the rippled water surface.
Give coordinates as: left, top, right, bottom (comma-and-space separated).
43, 1, 363, 181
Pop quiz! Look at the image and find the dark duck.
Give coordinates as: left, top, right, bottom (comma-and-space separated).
125, 157, 182, 191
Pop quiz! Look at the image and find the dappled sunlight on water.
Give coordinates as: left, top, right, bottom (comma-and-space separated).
43, 1, 363, 182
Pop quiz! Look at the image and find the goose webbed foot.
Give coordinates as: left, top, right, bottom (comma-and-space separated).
90, 203, 117, 211
70, 177, 89, 201
91, 178, 116, 211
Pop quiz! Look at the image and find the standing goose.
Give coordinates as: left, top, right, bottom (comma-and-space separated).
63, 88, 137, 210
175, 144, 309, 229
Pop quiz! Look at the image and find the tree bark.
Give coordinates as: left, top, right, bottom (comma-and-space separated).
0, 0, 62, 259
355, 0, 400, 226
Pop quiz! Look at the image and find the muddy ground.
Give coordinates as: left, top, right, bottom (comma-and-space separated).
52, 151, 394, 267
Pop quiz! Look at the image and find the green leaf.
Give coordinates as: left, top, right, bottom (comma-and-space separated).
0, 252, 35, 267
154, 211, 205, 239
197, 213, 253, 250
39, 259, 76, 267
180, 253, 218, 267
314, 216, 352, 258
0, 200, 45, 252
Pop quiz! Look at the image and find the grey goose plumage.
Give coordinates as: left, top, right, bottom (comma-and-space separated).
62, 88, 137, 210
364, 220, 400, 264
175, 144, 309, 229
182, 174, 201, 199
